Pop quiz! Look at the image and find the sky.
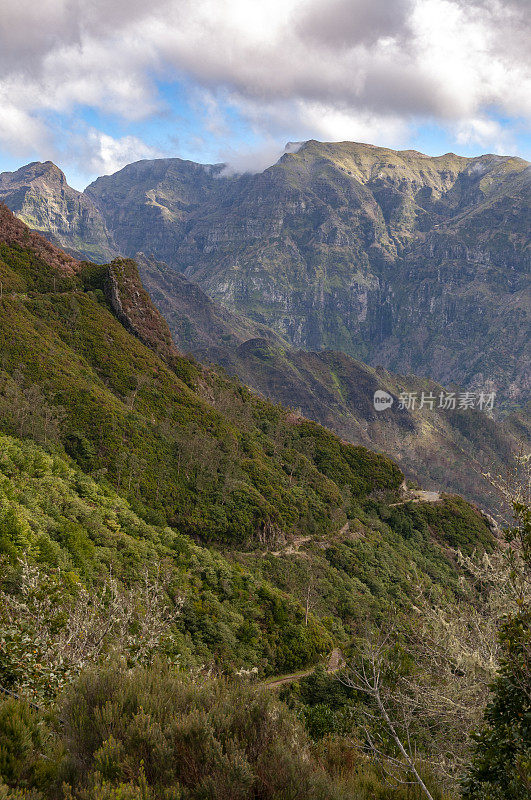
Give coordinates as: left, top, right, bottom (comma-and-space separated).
0, 0, 529, 189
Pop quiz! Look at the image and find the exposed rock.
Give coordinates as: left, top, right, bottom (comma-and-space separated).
0, 161, 117, 262
4, 143, 530, 404
86, 143, 531, 406
104, 258, 178, 362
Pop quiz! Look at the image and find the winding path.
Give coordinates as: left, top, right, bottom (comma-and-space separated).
263, 648, 345, 688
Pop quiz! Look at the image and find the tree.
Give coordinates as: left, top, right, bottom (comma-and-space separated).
337, 456, 531, 799
0, 559, 183, 702
340, 622, 437, 800
462, 494, 530, 800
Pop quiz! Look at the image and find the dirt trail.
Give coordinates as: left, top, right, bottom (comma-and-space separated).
263, 648, 345, 688
390, 483, 441, 507
270, 535, 312, 556
269, 520, 353, 558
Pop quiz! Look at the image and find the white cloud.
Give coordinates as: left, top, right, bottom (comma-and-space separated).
80, 130, 162, 176
0, 0, 528, 167
455, 116, 512, 153
295, 103, 411, 148
219, 140, 305, 176
0, 101, 49, 155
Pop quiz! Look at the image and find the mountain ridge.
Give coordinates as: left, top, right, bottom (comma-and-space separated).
0, 140, 529, 406
0, 161, 117, 262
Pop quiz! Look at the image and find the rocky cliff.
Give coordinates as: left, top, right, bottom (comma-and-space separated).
2, 142, 529, 405
0, 161, 117, 262
86, 142, 531, 406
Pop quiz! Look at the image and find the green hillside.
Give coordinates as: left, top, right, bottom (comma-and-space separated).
0, 204, 515, 800
0, 205, 408, 547
0, 205, 494, 668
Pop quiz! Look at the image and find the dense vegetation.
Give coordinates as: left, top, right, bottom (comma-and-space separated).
0, 432, 334, 691
0, 234, 404, 547
0, 210, 527, 799
462, 500, 531, 800
0, 662, 454, 800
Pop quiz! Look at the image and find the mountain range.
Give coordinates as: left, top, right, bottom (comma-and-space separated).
0, 196, 508, 800
1, 140, 528, 406
0, 140, 529, 516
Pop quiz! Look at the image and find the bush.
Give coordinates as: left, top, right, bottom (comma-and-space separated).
56, 662, 350, 800
462, 499, 531, 800
0, 699, 44, 789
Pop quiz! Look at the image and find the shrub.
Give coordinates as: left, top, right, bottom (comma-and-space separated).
56, 662, 350, 800
0, 699, 44, 789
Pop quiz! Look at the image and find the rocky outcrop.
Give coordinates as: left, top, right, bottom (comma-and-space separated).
103, 258, 177, 362
4, 143, 530, 404
0, 161, 117, 263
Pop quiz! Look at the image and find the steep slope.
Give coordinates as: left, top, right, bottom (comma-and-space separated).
135, 252, 287, 359
0, 202, 406, 548
85, 142, 530, 405
0, 201, 80, 278
0, 431, 334, 681
86, 157, 223, 261
135, 253, 527, 517
0, 161, 117, 262
4, 144, 529, 404
0, 199, 516, 800
0, 428, 494, 694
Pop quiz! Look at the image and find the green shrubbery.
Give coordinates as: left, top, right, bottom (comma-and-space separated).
0, 433, 335, 692
462, 500, 531, 800
0, 239, 409, 546
0, 234, 507, 800
462, 610, 531, 799
0, 663, 451, 800
0, 429, 495, 701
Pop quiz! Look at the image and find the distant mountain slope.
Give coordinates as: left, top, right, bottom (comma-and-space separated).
86, 157, 223, 261
0, 202, 498, 690
0, 161, 117, 262
3, 141, 528, 404
135, 253, 527, 518
160, 141, 528, 406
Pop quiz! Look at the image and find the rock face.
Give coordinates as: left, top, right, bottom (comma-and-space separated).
86, 158, 223, 262
104, 258, 178, 362
0, 161, 117, 263
134, 252, 286, 360
4, 142, 531, 404
1, 194, 525, 516
87, 142, 531, 405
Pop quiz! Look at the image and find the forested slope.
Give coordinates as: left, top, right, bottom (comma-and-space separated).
0, 203, 512, 800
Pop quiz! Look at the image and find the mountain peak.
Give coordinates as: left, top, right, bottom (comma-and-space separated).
0, 161, 117, 263
1, 159, 67, 187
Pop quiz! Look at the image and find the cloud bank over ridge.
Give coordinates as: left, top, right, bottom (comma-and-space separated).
0, 0, 529, 181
